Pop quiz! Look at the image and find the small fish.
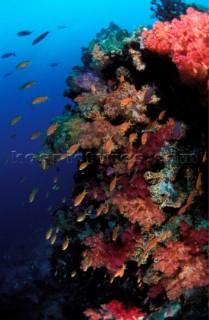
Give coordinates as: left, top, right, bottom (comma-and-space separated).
45, 191, 49, 198
67, 143, 80, 156
103, 205, 109, 214
112, 264, 126, 280
79, 162, 89, 170
57, 26, 66, 29
9, 114, 22, 125
45, 228, 53, 240
71, 271, 77, 277
110, 176, 118, 192
4, 156, 9, 165
120, 97, 133, 107
53, 176, 58, 183
104, 136, 114, 155
4, 71, 14, 77
74, 189, 87, 206
55, 227, 59, 233
73, 96, 88, 102
143, 83, 157, 104
202, 151, 207, 163
112, 225, 120, 241
119, 74, 125, 83
32, 95, 48, 104
127, 155, 136, 169
158, 110, 166, 121
119, 121, 131, 133
106, 166, 114, 176
32, 31, 50, 45
17, 30, 33, 36
177, 202, 191, 215
19, 176, 27, 183
93, 188, 98, 199
30, 131, 41, 140
76, 212, 87, 222
141, 132, 148, 145
58, 153, 68, 161
96, 204, 103, 216
19, 81, 36, 90
1, 52, 15, 58
29, 187, 38, 203
128, 132, 138, 144
50, 234, 57, 244
62, 238, 70, 251
16, 61, 32, 69
46, 124, 59, 135
50, 62, 58, 67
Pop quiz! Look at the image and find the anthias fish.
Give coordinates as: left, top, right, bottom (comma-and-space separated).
17, 30, 33, 36
57, 26, 66, 29
32, 95, 48, 104
32, 31, 50, 45
19, 81, 36, 90
16, 61, 32, 69
1, 52, 15, 58
50, 62, 58, 67
4, 71, 14, 77
9, 114, 22, 125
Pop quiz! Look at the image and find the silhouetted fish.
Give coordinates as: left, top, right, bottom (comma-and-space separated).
17, 30, 33, 36
32, 31, 50, 45
57, 26, 66, 29
1, 52, 15, 58
4, 71, 14, 77
50, 62, 59, 67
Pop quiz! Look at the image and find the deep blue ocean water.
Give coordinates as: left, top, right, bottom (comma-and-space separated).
0, 0, 208, 265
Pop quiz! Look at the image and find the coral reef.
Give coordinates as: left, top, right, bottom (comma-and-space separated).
37, 14, 208, 320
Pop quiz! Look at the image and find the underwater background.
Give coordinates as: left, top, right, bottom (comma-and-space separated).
0, 0, 208, 319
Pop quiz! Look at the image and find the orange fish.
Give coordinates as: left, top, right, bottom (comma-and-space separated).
128, 132, 138, 144
58, 153, 68, 161
50, 234, 57, 245
110, 176, 118, 192
112, 225, 120, 241
104, 136, 114, 155
112, 264, 126, 280
74, 189, 87, 206
45, 228, 53, 240
46, 124, 59, 136
120, 97, 133, 107
187, 189, 195, 205
41, 159, 46, 170
177, 202, 191, 215
195, 171, 202, 191
32, 95, 48, 104
93, 188, 98, 199
118, 203, 124, 214
202, 151, 207, 163
67, 143, 80, 156
79, 161, 88, 170
62, 238, 70, 251
19, 81, 36, 90
127, 155, 135, 169
16, 60, 32, 69
30, 131, 41, 140
77, 212, 87, 222
158, 110, 166, 121
74, 96, 88, 102
141, 132, 148, 145
96, 204, 103, 216
119, 121, 131, 133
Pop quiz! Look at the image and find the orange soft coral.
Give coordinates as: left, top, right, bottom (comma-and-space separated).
142, 8, 209, 84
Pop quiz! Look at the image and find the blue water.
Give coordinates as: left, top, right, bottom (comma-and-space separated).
0, 0, 208, 259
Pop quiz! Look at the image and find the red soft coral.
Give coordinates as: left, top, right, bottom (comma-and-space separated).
81, 226, 140, 275
84, 300, 147, 320
179, 221, 209, 250
142, 8, 209, 84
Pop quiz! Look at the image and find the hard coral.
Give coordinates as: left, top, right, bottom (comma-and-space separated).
142, 8, 209, 84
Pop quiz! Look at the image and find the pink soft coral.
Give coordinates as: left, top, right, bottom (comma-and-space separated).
142, 8, 209, 84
